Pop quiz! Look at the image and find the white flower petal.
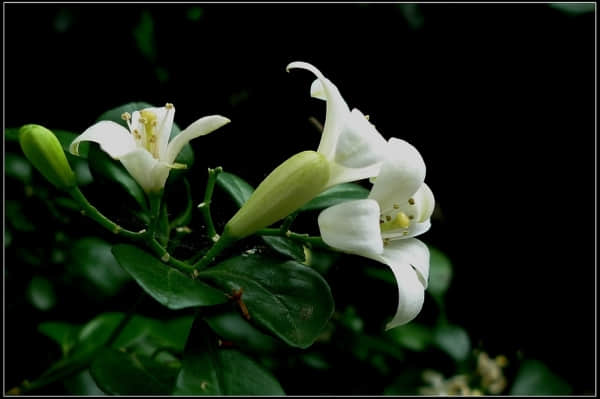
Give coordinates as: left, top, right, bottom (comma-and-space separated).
69, 121, 136, 158
412, 183, 435, 223
119, 148, 160, 193
382, 238, 430, 289
286, 61, 350, 159
368, 138, 426, 213
318, 199, 384, 257
334, 109, 388, 168
310, 79, 327, 100
156, 105, 175, 161
165, 115, 230, 165
383, 260, 425, 330
326, 161, 383, 188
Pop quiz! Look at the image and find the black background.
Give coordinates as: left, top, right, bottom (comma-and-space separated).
5, 3, 596, 394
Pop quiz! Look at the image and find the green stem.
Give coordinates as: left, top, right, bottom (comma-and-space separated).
192, 228, 236, 270
257, 228, 330, 249
147, 238, 194, 273
198, 167, 222, 241
147, 191, 163, 236
279, 211, 299, 232
68, 187, 145, 240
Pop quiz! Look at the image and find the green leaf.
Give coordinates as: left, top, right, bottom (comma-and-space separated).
112, 244, 227, 309
5, 127, 20, 141
90, 347, 180, 395
38, 322, 81, 356
216, 171, 254, 207
6, 200, 36, 232
205, 311, 282, 354
87, 145, 148, 211
69, 237, 131, 298
427, 246, 453, 303
300, 183, 369, 211
433, 323, 471, 362
510, 359, 572, 395
5, 153, 33, 183
173, 318, 284, 395
63, 369, 105, 396
386, 322, 432, 352
261, 236, 305, 261
303, 247, 340, 275
27, 276, 56, 311
550, 3, 595, 15
198, 254, 334, 348
53, 129, 86, 156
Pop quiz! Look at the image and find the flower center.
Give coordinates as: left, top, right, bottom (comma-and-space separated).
139, 110, 159, 158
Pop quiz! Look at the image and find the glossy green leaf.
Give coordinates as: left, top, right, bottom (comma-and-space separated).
428, 246, 453, 303
27, 276, 56, 311
112, 244, 227, 309
198, 254, 335, 348
38, 322, 81, 356
205, 311, 282, 354
433, 323, 471, 362
510, 359, 572, 395
386, 322, 432, 352
54, 129, 87, 156
91, 347, 180, 395
300, 183, 369, 211
69, 237, 131, 297
5, 127, 20, 141
5, 153, 33, 183
63, 369, 105, 396
216, 171, 254, 207
262, 236, 305, 261
173, 318, 284, 395
304, 247, 341, 275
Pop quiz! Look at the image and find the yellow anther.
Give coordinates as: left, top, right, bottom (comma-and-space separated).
393, 203, 400, 209
165, 102, 174, 109
408, 198, 415, 205
121, 112, 131, 121
365, 114, 370, 121
395, 212, 410, 228
402, 231, 409, 236
385, 215, 392, 222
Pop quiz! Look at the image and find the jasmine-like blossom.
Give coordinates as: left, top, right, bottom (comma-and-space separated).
69, 103, 230, 193
318, 138, 435, 329
286, 61, 389, 188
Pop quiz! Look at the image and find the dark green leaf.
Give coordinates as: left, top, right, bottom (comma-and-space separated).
5, 127, 20, 141
38, 322, 81, 356
262, 236, 305, 261
112, 244, 227, 309
27, 276, 56, 311
205, 311, 282, 354
550, 3, 595, 15
6, 200, 36, 232
70, 157, 93, 186
198, 254, 334, 348
53, 129, 86, 156
510, 359, 572, 395
305, 247, 341, 275
64, 369, 105, 396
216, 171, 254, 207
69, 237, 131, 297
90, 348, 180, 395
386, 322, 432, 352
300, 183, 369, 211
428, 246, 453, 303
433, 323, 470, 362
5, 153, 32, 183
173, 318, 284, 395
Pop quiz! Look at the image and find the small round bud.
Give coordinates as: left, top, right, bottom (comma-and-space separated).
19, 124, 76, 189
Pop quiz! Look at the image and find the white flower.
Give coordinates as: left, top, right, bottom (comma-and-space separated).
69, 103, 230, 193
286, 62, 389, 188
317, 138, 435, 329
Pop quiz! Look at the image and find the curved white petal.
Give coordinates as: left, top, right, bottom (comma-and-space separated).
150, 163, 172, 193
381, 254, 426, 330
165, 115, 230, 165
334, 109, 388, 169
286, 61, 350, 159
368, 138, 426, 213
69, 121, 136, 158
318, 199, 384, 257
119, 148, 160, 193
382, 238, 430, 289
156, 105, 175, 161
326, 161, 383, 188
310, 79, 327, 100
381, 219, 431, 240
412, 183, 435, 223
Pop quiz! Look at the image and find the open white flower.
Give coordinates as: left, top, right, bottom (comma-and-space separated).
286, 61, 388, 188
69, 103, 230, 193
318, 138, 435, 329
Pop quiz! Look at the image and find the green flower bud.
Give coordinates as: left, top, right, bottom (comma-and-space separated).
225, 150, 330, 239
19, 124, 76, 189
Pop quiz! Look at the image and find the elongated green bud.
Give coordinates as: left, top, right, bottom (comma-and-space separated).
226, 150, 330, 239
19, 124, 76, 189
